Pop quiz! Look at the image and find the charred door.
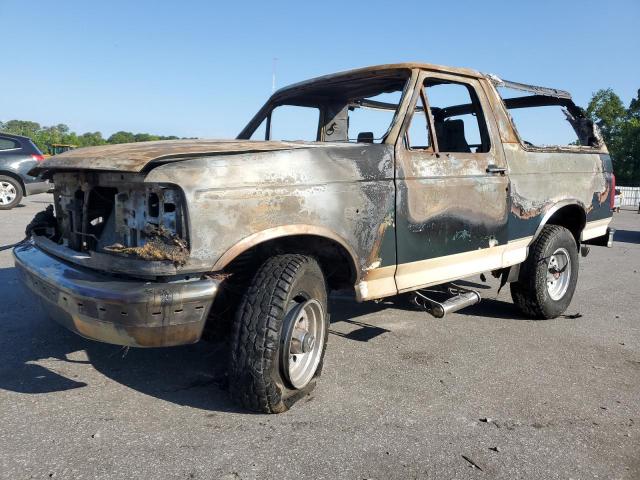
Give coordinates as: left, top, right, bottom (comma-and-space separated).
394, 73, 509, 292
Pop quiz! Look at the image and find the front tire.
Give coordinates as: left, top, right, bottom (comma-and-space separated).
0, 176, 23, 210
230, 254, 328, 413
511, 225, 579, 319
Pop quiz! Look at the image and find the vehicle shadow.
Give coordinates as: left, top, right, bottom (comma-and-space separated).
0, 265, 401, 412
329, 296, 392, 341
614, 229, 640, 245
0, 265, 242, 412
456, 297, 531, 320
0, 264, 532, 412
0, 266, 89, 394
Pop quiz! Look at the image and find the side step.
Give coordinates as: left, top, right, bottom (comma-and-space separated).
411, 284, 481, 318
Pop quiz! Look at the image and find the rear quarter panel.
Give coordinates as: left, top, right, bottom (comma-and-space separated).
504, 143, 613, 241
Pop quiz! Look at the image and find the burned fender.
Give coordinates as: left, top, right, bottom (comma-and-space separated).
211, 224, 359, 275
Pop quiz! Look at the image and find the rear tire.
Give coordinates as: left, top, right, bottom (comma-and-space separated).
0, 175, 23, 210
230, 254, 328, 413
511, 225, 579, 319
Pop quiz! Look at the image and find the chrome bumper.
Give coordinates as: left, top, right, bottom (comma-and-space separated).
13, 243, 219, 347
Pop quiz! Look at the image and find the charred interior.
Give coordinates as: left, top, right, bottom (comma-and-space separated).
46, 172, 189, 264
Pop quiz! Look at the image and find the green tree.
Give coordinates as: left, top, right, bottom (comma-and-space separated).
587, 88, 640, 184
628, 89, 640, 120
107, 131, 136, 144
77, 131, 106, 147
2, 120, 41, 138
586, 88, 626, 141
1, 118, 182, 152
133, 133, 159, 142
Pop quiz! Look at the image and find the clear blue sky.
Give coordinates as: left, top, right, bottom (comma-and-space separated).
1, 0, 638, 139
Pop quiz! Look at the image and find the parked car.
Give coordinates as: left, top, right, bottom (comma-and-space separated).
0, 133, 50, 209
15, 63, 615, 413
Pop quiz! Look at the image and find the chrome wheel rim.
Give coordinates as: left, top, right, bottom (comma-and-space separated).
547, 247, 571, 301
0, 181, 17, 205
281, 298, 325, 389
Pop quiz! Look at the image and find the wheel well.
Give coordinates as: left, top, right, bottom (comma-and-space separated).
543, 204, 586, 245
0, 171, 26, 195
221, 234, 358, 291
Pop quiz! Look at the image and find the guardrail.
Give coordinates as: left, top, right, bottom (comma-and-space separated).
618, 186, 640, 209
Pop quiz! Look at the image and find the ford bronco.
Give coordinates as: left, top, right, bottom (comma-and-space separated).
14, 63, 615, 413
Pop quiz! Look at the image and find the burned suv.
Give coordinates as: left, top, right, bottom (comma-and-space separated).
15, 63, 614, 413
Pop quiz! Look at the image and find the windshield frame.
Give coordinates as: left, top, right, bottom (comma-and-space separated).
237, 68, 415, 145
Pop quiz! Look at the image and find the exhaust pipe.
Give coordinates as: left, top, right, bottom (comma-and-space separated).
412, 285, 481, 318
430, 290, 481, 318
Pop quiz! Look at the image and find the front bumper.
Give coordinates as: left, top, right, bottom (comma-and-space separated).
13, 243, 219, 347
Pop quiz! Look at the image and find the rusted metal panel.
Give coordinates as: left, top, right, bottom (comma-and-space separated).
146, 144, 397, 279
394, 71, 510, 267
504, 143, 612, 239
485, 73, 572, 99
36, 139, 325, 173
14, 242, 218, 347
272, 63, 484, 98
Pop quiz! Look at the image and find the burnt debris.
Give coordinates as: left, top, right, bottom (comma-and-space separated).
105, 224, 189, 265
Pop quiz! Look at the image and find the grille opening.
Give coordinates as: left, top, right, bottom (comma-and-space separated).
50, 173, 189, 259
87, 187, 118, 242
63, 186, 118, 252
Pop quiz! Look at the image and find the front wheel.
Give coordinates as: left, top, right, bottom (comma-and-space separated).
511, 225, 579, 319
229, 254, 328, 413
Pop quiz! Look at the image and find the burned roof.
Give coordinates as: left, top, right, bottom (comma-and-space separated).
273, 63, 483, 98
273, 62, 571, 101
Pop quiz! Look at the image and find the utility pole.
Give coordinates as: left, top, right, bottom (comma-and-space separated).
272, 57, 278, 93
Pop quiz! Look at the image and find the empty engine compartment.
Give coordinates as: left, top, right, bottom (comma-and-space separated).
50, 171, 189, 264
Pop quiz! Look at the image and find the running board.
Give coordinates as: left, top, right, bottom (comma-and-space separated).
411, 284, 481, 318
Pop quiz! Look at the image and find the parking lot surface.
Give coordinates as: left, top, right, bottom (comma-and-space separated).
1, 194, 638, 479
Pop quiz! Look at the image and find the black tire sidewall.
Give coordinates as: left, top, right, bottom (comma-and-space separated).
533, 228, 579, 318
0, 176, 23, 210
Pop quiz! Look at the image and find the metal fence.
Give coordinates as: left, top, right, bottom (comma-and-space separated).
618, 186, 640, 209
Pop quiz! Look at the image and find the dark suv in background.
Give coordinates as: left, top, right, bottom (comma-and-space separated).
0, 133, 50, 209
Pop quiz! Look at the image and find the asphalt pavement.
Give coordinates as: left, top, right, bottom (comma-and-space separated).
1, 194, 638, 479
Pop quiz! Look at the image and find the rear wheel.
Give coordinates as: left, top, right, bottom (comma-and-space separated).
230, 254, 328, 413
0, 176, 22, 210
511, 225, 579, 319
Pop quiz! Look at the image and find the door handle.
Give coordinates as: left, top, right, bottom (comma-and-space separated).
486, 165, 506, 174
